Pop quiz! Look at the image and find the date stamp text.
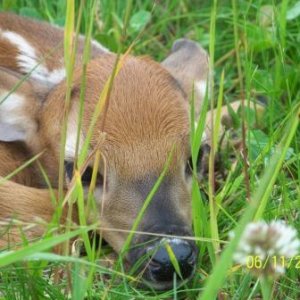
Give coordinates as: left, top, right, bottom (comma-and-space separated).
246, 255, 300, 269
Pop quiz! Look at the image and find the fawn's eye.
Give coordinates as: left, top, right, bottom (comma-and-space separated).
65, 161, 74, 180
64, 161, 103, 186
81, 166, 94, 184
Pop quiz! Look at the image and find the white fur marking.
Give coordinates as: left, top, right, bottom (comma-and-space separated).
0, 90, 34, 141
65, 108, 83, 160
65, 130, 82, 160
195, 80, 207, 98
1, 31, 65, 86
46, 68, 66, 85
0, 91, 25, 125
2, 30, 36, 61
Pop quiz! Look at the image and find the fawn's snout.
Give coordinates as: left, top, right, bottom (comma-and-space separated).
146, 238, 197, 283
128, 223, 198, 290
122, 176, 197, 289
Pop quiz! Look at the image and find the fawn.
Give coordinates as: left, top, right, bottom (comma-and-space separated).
0, 12, 250, 289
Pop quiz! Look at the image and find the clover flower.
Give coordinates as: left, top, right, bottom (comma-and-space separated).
231, 220, 300, 277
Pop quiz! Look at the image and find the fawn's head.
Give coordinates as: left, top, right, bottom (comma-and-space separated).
0, 36, 209, 289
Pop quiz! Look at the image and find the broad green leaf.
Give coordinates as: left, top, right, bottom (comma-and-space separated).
247, 129, 295, 163
129, 10, 151, 32
0, 226, 94, 268
287, 2, 300, 20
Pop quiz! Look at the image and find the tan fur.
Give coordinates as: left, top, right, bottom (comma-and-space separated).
161, 39, 210, 116
0, 12, 107, 77
0, 67, 42, 145
0, 54, 192, 252
25, 54, 192, 252
0, 178, 77, 248
0, 67, 43, 187
0, 14, 206, 254
39, 55, 190, 180
0, 15, 267, 290
0, 143, 37, 186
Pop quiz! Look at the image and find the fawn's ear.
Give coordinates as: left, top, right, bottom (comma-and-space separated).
0, 68, 39, 142
161, 39, 210, 116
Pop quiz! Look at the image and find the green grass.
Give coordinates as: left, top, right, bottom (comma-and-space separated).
1, 0, 300, 299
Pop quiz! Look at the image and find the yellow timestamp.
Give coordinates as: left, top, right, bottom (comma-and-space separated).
246, 255, 300, 269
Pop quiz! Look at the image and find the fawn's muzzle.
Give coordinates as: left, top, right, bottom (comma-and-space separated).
128, 224, 198, 290
146, 238, 197, 282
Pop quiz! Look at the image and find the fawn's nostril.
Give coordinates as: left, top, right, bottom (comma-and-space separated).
151, 240, 192, 264
146, 239, 196, 282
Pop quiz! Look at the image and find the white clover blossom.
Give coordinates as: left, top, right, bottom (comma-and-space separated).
231, 220, 300, 276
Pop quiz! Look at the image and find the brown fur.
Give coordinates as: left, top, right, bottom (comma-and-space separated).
26, 54, 192, 252
0, 178, 78, 248
0, 16, 267, 290
39, 55, 190, 180
0, 12, 106, 75
0, 53, 192, 251
0, 143, 38, 186
0, 14, 208, 255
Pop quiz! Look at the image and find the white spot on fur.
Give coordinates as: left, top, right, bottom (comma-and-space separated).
195, 80, 207, 98
1, 30, 36, 62
65, 129, 82, 160
65, 106, 83, 160
0, 90, 34, 141
45, 68, 66, 85
1, 30, 65, 86
0, 91, 24, 111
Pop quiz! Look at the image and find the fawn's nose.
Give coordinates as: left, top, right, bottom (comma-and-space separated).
146, 238, 197, 282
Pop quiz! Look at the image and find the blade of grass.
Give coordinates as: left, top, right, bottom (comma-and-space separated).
58, 0, 76, 210
74, 170, 92, 258
208, 70, 224, 259
190, 84, 209, 262
232, 0, 251, 201
165, 242, 183, 280
0, 151, 44, 185
0, 225, 94, 268
207, 0, 219, 264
